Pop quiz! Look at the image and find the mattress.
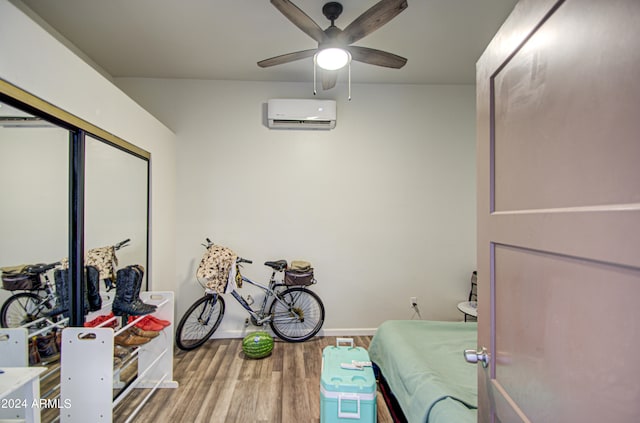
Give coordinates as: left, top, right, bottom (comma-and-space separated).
368, 320, 478, 423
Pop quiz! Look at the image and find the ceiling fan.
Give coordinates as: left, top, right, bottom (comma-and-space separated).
258, 0, 408, 91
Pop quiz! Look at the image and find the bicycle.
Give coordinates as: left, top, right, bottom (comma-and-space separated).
0, 261, 61, 328
175, 238, 325, 351
0, 239, 130, 328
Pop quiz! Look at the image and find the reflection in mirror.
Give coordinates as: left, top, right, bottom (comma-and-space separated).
0, 100, 69, 318
84, 135, 149, 301
0, 100, 69, 420
84, 136, 148, 401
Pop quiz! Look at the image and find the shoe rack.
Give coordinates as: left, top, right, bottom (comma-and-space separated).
60, 291, 178, 423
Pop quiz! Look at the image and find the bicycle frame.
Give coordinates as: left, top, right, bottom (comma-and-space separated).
204, 271, 293, 327
35, 273, 57, 311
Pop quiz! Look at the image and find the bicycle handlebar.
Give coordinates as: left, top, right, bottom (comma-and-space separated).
114, 239, 131, 250
203, 237, 252, 264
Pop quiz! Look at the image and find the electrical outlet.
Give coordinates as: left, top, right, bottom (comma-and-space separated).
410, 296, 418, 307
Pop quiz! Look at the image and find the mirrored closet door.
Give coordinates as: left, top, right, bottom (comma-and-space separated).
0, 100, 70, 321
85, 134, 150, 293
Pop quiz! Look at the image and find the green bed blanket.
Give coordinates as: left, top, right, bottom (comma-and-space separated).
369, 320, 478, 423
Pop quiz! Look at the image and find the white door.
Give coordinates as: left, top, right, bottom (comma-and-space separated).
476, 0, 640, 422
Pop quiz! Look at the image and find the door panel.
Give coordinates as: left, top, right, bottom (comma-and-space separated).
494, 245, 640, 422
477, 0, 640, 422
492, 0, 640, 212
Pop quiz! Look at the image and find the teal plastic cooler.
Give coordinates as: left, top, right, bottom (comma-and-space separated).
320, 338, 377, 423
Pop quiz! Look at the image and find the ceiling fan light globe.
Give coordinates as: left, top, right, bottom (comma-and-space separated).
315, 48, 350, 70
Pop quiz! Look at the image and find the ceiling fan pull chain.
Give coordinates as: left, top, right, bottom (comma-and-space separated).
348, 61, 352, 101
313, 56, 318, 96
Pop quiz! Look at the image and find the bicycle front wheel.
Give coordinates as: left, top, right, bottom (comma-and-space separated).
0, 292, 53, 328
269, 287, 325, 342
175, 294, 225, 351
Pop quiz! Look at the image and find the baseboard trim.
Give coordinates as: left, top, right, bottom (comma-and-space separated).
318, 328, 378, 337
209, 327, 378, 340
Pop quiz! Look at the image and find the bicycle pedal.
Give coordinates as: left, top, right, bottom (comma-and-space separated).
256, 316, 271, 325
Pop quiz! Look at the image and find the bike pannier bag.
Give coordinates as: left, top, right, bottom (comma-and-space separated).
2, 272, 40, 291
284, 268, 315, 286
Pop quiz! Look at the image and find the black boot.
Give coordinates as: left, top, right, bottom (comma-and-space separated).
131, 265, 156, 310
49, 269, 70, 319
112, 266, 156, 316
51, 268, 93, 318
85, 265, 102, 312
130, 265, 156, 314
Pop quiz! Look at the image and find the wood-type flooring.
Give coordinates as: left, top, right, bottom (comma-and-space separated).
112, 335, 394, 423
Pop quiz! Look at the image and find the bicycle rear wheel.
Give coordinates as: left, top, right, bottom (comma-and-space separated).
0, 292, 53, 328
175, 294, 225, 351
269, 287, 324, 342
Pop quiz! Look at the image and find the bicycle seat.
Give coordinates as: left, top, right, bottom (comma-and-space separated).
25, 263, 48, 274
26, 262, 60, 274
264, 260, 287, 272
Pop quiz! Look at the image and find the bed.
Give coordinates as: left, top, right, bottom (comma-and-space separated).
368, 320, 478, 423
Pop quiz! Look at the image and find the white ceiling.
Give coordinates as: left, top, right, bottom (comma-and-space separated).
19, 0, 518, 86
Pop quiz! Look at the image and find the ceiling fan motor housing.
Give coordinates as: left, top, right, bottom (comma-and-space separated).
322, 2, 343, 25
320, 26, 344, 50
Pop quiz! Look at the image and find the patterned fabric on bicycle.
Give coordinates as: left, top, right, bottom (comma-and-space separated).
86, 246, 118, 281
58, 246, 118, 281
196, 245, 238, 293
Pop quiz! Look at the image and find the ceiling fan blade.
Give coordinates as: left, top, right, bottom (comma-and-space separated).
321, 70, 338, 90
257, 49, 317, 68
271, 0, 327, 43
340, 0, 408, 45
348, 46, 407, 69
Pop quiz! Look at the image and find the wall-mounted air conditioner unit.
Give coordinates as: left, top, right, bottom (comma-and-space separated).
267, 99, 336, 130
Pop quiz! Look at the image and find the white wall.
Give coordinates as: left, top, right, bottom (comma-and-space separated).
0, 127, 69, 263
0, 1, 177, 292
116, 78, 477, 337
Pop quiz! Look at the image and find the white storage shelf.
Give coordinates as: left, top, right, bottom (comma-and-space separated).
60, 291, 178, 423
0, 366, 46, 423
0, 323, 61, 423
